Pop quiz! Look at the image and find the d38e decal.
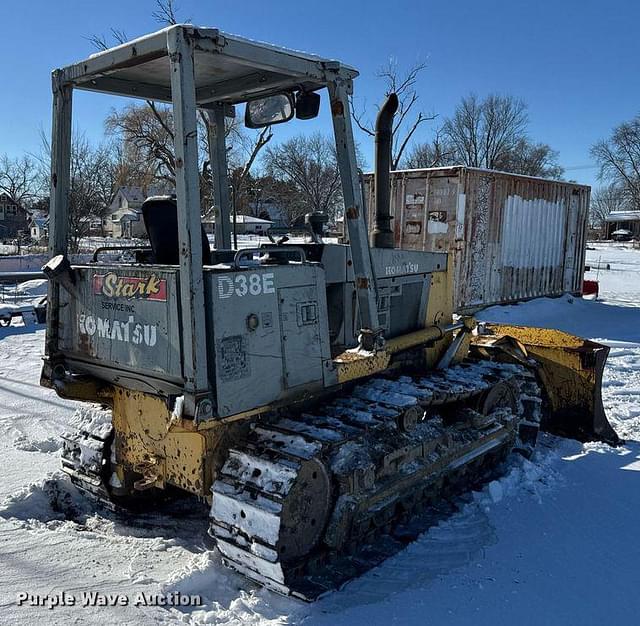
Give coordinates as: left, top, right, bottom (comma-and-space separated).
217, 273, 275, 299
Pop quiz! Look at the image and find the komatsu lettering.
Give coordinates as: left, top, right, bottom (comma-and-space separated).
78, 314, 157, 347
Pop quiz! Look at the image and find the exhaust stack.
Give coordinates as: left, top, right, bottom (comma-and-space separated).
372, 93, 399, 249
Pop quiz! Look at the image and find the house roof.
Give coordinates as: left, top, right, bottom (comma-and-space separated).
0, 193, 23, 207
606, 210, 640, 222
118, 187, 146, 204
31, 217, 49, 228
114, 212, 141, 223
203, 214, 273, 224
236, 215, 272, 224
366, 165, 590, 188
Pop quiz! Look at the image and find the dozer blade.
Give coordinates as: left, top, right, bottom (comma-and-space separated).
472, 324, 619, 446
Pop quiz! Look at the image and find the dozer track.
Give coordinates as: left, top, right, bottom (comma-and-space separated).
58, 361, 542, 599
60, 407, 117, 510
210, 360, 542, 600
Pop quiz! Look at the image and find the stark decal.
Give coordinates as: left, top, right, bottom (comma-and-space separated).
93, 273, 167, 301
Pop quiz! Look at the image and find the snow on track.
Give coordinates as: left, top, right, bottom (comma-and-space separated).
0, 243, 639, 625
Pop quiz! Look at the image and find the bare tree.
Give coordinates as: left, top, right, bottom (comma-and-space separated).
106, 104, 177, 190
591, 115, 640, 210
106, 102, 274, 213
494, 138, 563, 179
404, 131, 456, 169
37, 132, 118, 251
87, 0, 183, 49
351, 59, 436, 169
0, 155, 40, 205
437, 93, 563, 178
263, 133, 342, 224
110, 140, 158, 196
69, 137, 118, 251
227, 126, 273, 216
86, 28, 128, 51
92, 0, 272, 212
152, 0, 186, 25
251, 175, 304, 224
590, 184, 626, 231
443, 94, 527, 169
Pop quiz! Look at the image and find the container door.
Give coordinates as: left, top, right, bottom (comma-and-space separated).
426, 176, 458, 252
563, 194, 579, 291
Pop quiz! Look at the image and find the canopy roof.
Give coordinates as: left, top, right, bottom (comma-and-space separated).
606, 210, 640, 222
55, 25, 358, 108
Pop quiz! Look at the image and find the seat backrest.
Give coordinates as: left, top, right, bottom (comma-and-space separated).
141, 196, 212, 265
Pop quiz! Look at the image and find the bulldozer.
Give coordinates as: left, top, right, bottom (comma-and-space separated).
42, 25, 618, 600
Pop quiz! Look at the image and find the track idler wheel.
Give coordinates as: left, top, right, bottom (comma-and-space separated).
278, 458, 331, 561
477, 380, 518, 415
396, 405, 423, 432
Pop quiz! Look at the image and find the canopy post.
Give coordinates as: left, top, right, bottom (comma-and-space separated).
45, 70, 73, 359
167, 26, 211, 419
207, 104, 232, 250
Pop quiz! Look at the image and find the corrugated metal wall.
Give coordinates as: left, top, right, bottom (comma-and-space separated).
364, 166, 589, 312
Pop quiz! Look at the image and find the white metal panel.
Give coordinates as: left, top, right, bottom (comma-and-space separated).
563, 193, 579, 291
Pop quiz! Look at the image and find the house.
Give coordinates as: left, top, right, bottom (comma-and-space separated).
79, 216, 103, 237
606, 210, 640, 239
104, 187, 146, 238
0, 193, 29, 240
249, 198, 289, 228
29, 216, 49, 242
235, 214, 273, 234
202, 213, 273, 235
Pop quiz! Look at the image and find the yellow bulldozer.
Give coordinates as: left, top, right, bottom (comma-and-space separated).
41, 25, 617, 599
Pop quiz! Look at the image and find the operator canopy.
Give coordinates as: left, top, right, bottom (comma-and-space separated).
56, 24, 359, 118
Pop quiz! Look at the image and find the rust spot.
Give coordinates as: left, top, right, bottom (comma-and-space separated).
356, 277, 369, 289
346, 206, 359, 220
331, 99, 344, 116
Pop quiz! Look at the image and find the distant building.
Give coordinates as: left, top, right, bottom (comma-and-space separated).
249, 198, 288, 228
29, 216, 49, 242
104, 186, 146, 238
0, 193, 29, 239
606, 210, 640, 239
203, 213, 273, 235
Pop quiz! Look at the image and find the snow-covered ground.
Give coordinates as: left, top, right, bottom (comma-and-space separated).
0, 243, 639, 625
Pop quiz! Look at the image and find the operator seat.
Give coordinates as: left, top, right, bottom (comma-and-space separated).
141, 196, 212, 265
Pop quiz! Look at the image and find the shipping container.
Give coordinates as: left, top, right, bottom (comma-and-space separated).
363, 166, 590, 312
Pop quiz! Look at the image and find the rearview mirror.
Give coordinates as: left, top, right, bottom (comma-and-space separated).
245, 93, 294, 128
296, 91, 321, 120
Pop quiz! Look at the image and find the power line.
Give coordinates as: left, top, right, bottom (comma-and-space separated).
562, 164, 599, 171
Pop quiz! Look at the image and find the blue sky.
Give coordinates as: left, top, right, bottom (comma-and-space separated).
1, 0, 638, 187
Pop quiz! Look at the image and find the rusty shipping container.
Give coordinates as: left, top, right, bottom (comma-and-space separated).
363, 166, 590, 312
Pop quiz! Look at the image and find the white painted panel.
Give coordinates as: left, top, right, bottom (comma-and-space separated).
499, 195, 566, 268
427, 219, 448, 234
455, 193, 466, 240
